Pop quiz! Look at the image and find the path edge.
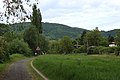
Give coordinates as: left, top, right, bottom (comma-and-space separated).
30, 59, 48, 80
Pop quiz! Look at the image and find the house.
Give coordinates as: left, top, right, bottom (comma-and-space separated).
109, 42, 117, 47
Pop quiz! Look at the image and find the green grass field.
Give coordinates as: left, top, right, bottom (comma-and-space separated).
0, 54, 27, 78
33, 54, 120, 80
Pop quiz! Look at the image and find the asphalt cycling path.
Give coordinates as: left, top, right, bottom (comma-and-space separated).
2, 58, 33, 80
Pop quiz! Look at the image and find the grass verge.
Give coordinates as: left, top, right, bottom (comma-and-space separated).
0, 54, 27, 78
27, 59, 44, 80
33, 54, 120, 80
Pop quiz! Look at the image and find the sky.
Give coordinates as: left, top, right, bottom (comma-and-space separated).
38, 0, 120, 31
1, 0, 120, 31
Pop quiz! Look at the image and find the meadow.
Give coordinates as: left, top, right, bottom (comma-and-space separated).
33, 54, 120, 80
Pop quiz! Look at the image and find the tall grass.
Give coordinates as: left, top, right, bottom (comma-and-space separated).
33, 54, 120, 80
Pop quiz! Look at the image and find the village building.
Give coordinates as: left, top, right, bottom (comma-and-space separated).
109, 42, 117, 47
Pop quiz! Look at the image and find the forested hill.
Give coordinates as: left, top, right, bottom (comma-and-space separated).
0, 22, 118, 39
9, 22, 87, 39
42, 22, 87, 39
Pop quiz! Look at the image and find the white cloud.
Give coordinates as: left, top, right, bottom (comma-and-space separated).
0, 0, 120, 31
39, 0, 120, 31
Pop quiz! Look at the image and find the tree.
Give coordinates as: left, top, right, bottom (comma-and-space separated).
84, 29, 102, 47
100, 37, 109, 47
0, 36, 9, 63
84, 29, 102, 54
0, 23, 10, 36
48, 40, 61, 54
23, 26, 48, 54
108, 35, 114, 43
115, 30, 120, 56
115, 30, 120, 46
9, 38, 31, 56
3, 31, 22, 42
59, 36, 73, 54
24, 26, 40, 51
74, 31, 87, 46
2, 0, 39, 23
31, 4, 42, 33
80, 31, 87, 45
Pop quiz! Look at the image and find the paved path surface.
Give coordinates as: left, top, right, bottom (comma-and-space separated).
2, 58, 32, 80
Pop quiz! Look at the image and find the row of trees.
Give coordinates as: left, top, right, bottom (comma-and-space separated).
48, 36, 73, 54
0, 4, 46, 62
74, 28, 120, 55
48, 28, 120, 56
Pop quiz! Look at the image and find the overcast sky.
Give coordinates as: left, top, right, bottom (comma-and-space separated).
1, 0, 120, 31
38, 0, 120, 31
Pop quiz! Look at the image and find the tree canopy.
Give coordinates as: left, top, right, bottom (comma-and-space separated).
1, 0, 40, 23
31, 4, 42, 33
84, 29, 102, 47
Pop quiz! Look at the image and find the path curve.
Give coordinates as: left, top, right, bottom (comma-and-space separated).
31, 60, 48, 80
2, 58, 32, 80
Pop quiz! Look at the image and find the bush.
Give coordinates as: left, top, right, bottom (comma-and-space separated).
0, 36, 9, 63
9, 38, 32, 56
87, 46, 97, 54
59, 36, 74, 54
87, 46, 116, 54
48, 40, 61, 54
73, 45, 86, 53
114, 46, 120, 56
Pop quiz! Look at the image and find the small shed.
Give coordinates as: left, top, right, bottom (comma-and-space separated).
109, 42, 117, 47
36, 46, 41, 55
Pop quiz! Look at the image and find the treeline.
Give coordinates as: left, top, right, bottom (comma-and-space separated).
0, 4, 46, 63
1, 4, 120, 63
48, 28, 120, 56
10, 22, 118, 40
1, 24, 120, 63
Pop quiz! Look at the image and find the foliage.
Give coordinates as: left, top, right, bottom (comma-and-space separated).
48, 37, 74, 54
99, 37, 109, 47
43, 23, 87, 39
59, 36, 74, 54
24, 26, 48, 53
33, 54, 120, 80
73, 45, 86, 53
115, 29, 120, 46
31, 4, 42, 33
2, 0, 40, 23
84, 29, 102, 47
38, 34, 49, 53
87, 46, 116, 54
0, 36, 9, 63
108, 35, 114, 43
48, 40, 61, 54
3, 31, 23, 42
24, 26, 39, 51
0, 24, 10, 36
114, 46, 120, 56
9, 22, 118, 40
9, 38, 31, 56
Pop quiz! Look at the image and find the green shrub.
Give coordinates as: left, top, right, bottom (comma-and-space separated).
59, 36, 74, 54
48, 40, 60, 54
73, 45, 86, 53
87, 46, 116, 54
0, 36, 9, 63
114, 46, 120, 56
9, 38, 32, 56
